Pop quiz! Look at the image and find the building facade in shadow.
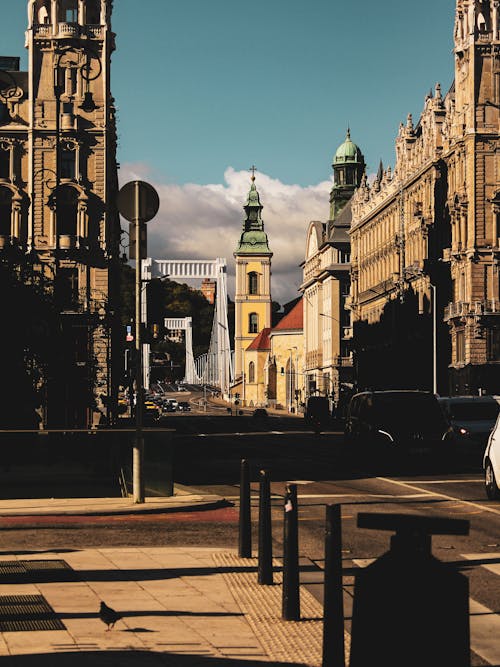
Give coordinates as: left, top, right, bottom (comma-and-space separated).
350, 0, 499, 395
0, 0, 121, 427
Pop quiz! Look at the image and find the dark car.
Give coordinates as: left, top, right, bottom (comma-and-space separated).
344, 390, 450, 460
438, 396, 500, 453
177, 401, 191, 412
252, 408, 268, 418
304, 396, 331, 433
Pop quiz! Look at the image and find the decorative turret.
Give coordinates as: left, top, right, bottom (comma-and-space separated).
235, 172, 272, 256
330, 129, 365, 219
28, 0, 107, 31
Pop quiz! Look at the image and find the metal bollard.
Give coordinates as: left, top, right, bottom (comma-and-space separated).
238, 459, 252, 558
322, 504, 345, 667
258, 469, 273, 585
282, 483, 300, 620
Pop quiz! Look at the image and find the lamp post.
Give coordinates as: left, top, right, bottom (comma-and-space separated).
287, 347, 297, 413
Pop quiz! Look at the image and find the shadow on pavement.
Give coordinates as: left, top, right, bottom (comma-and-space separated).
0, 651, 313, 666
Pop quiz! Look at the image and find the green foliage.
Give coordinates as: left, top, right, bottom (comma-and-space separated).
118, 264, 220, 379
0, 258, 61, 428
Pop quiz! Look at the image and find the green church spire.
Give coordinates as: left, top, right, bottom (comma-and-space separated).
235, 171, 272, 256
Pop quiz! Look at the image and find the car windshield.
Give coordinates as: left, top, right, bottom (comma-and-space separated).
373, 394, 445, 430
447, 402, 500, 421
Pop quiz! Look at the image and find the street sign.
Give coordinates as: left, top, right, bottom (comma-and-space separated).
117, 180, 159, 223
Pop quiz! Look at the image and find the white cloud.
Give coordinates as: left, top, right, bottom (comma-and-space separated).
119, 164, 333, 305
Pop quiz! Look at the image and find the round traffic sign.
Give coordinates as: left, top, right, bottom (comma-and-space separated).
117, 180, 159, 223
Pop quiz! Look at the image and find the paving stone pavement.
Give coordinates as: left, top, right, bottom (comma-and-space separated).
0, 547, 337, 666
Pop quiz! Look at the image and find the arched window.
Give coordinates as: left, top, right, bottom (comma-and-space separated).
248, 361, 255, 383
58, 186, 78, 236
0, 187, 12, 237
248, 271, 258, 295
249, 312, 258, 334
267, 362, 277, 401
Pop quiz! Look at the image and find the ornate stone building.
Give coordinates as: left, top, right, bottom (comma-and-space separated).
0, 0, 120, 427
301, 132, 365, 410
233, 174, 272, 380
349, 0, 500, 395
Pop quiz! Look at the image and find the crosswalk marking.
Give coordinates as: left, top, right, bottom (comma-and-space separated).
462, 553, 500, 577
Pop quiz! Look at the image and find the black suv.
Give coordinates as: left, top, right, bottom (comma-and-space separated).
344, 390, 450, 459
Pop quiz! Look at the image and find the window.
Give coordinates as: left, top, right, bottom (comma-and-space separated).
86, 0, 100, 23
0, 187, 12, 236
58, 186, 78, 236
0, 148, 10, 180
487, 329, 500, 362
249, 313, 259, 334
60, 0, 78, 23
61, 147, 76, 179
456, 330, 465, 363
248, 271, 258, 295
248, 361, 255, 383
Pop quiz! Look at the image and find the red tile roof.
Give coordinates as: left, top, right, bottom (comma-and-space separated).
246, 327, 271, 351
272, 298, 303, 331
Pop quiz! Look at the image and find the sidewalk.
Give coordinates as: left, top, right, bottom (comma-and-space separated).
0, 485, 228, 517
0, 494, 341, 665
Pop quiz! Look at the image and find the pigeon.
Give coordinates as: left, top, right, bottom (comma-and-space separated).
99, 601, 123, 630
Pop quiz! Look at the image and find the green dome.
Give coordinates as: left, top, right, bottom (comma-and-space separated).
333, 129, 364, 164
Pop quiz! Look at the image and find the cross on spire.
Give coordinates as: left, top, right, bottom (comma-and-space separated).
249, 165, 257, 181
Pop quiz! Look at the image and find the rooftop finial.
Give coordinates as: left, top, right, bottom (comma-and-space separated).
346, 126, 351, 140
249, 164, 257, 182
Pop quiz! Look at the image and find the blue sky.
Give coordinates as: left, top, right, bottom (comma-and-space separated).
3, 1, 457, 302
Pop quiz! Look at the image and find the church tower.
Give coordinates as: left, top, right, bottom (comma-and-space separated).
329, 129, 365, 220
0, 1, 120, 427
233, 173, 272, 379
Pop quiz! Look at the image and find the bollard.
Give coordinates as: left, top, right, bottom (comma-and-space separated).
282, 483, 300, 620
322, 504, 345, 667
258, 469, 273, 585
238, 459, 252, 558
349, 513, 470, 667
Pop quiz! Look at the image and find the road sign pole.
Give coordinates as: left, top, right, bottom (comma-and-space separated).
134, 180, 144, 503
117, 180, 159, 505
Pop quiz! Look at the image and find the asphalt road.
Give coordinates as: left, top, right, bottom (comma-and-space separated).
1, 412, 499, 663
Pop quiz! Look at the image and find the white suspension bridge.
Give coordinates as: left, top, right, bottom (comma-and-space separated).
141, 257, 234, 397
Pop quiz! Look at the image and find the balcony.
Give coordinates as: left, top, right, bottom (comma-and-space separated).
33, 23, 52, 37
334, 355, 353, 368
444, 300, 500, 321
57, 22, 81, 37
87, 25, 104, 38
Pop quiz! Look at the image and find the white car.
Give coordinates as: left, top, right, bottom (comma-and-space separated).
483, 411, 500, 499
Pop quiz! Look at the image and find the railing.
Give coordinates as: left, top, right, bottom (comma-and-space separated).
336, 355, 353, 367
87, 25, 104, 38
33, 24, 52, 37
444, 300, 500, 320
57, 22, 81, 37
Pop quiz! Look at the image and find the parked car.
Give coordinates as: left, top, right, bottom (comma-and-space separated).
438, 396, 500, 453
252, 408, 268, 418
344, 390, 450, 459
483, 410, 500, 499
304, 396, 331, 433
177, 401, 191, 412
